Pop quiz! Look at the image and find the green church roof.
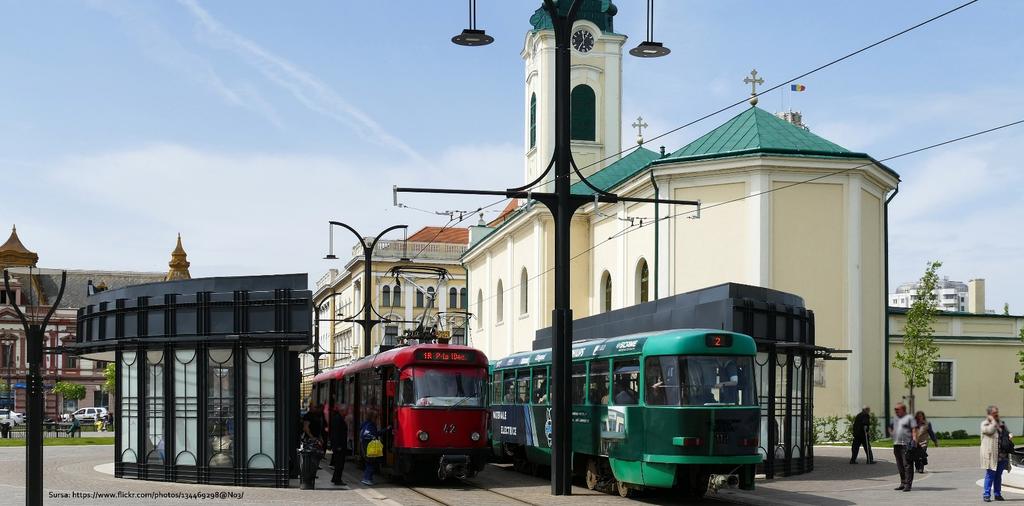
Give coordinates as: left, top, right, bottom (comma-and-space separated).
661, 106, 870, 163
571, 146, 661, 195
530, 0, 618, 34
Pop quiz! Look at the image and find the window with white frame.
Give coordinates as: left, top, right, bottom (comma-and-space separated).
930, 360, 954, 399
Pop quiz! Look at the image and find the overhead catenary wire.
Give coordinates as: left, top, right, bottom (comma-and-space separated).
468, 117, 1024, 308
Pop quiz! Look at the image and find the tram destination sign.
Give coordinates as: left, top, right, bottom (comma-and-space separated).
414, 349, 477, 363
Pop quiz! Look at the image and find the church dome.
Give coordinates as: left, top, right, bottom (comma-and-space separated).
0, 225, 38, 268
530, 0, 618, 34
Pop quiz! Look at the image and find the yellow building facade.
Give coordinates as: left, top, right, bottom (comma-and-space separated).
888, 309, 1024, 432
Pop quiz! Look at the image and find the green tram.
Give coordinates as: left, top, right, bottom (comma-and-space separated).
489, 329, 760, 497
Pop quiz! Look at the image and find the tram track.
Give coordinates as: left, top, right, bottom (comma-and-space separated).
403, 477, 541, 506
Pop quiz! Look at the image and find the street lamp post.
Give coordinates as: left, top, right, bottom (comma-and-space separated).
399, 1, 689, 495
3, 269, 66, 506
324, 222, 407, 357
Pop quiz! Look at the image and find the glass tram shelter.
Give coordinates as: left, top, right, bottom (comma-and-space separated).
71, 274, 312, 487
534, 282, 842, 479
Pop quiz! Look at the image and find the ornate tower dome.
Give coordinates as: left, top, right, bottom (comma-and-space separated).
165, 234, 192, 281
0, 225, 39, 268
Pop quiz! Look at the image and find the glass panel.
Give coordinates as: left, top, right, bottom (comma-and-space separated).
571, 363, 586, 404
588, 360, 609, 405
612, 359, 639, 405
174, 349, 198, 466
515, 369, 529, 404
532, 367, 548, 404
120, 351, 138, 463
208, 349, 235, 468
501, 372, 516, 403
146, 351, 165, 464
246, 348, 275, 469
401, 366, 484, 407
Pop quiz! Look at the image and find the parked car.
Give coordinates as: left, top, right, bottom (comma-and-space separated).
0, 409, 24, 426
71, 407, 108, 423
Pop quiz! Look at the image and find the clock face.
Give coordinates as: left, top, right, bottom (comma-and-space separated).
572, 29, 595, 53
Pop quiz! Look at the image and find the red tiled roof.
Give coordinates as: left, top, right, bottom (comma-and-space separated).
488, 199, 520, 227
407, 226, 469, 245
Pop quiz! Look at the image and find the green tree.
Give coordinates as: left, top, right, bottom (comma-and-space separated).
102, 363, 116, 393
52, 381, 87, 414
893, 261, 943, 413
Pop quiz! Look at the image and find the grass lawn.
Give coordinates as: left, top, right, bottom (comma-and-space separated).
821, 437, 981, 448
0, 437, 115, 447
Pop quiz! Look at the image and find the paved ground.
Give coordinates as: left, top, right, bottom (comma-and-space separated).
0, 444, 1017, 505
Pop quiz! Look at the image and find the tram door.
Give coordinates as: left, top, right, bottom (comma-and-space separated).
381, 366, 397, 467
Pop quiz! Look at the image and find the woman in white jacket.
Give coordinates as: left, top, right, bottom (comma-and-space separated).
981, 405, 1011, 502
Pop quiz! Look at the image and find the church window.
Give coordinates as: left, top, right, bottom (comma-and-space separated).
636, 259, 649, 304
382, 286, 391, 307
520, 268, 529, 316
496, 280, 504, 323
601, 271, 612, 313
570, 85, 596, 141
393, 284, 402, 306
449, 287, 458, 309
416, 289, 424, 308
477, 289, 483, 323
529, 93, 537, 148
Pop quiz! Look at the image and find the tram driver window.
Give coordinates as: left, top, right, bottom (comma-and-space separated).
399, 377, 414, 405
644, 356, 680, 405
612, 359, 639, 405
588, 360, 609, 405
532, 367, 548, 404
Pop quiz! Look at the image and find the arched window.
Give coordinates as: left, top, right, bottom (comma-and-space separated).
529, 93, 537, 148
496, 280, 504, 323
460, 288, 468, 309
520, 268, 529, 315
393, 284, 402, 306
426, 287, 436, 308
382, 285, 391, 307
601, 271, 612, 313
636, 259, 649, 304
448, 287, 458, 309
416, 289, 424, 308
570, 85, 596, 141
476, 289, 483, 322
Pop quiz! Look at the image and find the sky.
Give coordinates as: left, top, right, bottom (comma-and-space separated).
2, 0, 1022, 312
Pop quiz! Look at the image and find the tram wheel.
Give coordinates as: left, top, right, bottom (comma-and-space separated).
585, 460, 601, 490
616, 480, 634, 498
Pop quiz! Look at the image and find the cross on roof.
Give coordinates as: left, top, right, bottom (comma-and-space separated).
744, 69, 765, 107
631, 116, 648, 145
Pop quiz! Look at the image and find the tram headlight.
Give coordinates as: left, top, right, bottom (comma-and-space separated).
418, 430, 429, 442
470, 432, 481, 442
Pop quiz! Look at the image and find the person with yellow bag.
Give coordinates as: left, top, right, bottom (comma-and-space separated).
360, 413, 384, 486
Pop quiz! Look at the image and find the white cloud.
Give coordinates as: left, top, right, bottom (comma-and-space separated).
176, 0, 430, 167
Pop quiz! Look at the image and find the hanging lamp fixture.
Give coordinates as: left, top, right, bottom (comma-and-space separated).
630, 0, 670, 58
451, 0, 494, 47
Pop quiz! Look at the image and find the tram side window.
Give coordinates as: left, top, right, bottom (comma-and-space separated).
400, 377, 414, 405
516, 369, 530, 404
491, 372, 503, 404
612, 358, 639, 405
588, 360, 610, 405
571, 362, 586, 404
502, 372, 517, 403
532, 367, 548, 404
644, 356, 680, 405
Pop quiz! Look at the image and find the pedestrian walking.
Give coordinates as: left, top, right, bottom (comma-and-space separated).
913, 411, 938, 473
981, 405, 1012, 502
850, 406, 875, 464
888, 402, 917, 492
329, 397, 349, 489
359, 413, 382, 486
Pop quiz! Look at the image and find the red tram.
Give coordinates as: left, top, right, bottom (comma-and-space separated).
312, 343, 490, 481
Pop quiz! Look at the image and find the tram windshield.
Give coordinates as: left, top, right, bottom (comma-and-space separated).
400, 367, 486, 407
644, 355, 757, 406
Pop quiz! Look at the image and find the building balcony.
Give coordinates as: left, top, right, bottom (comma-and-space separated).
352, 239, 467, 262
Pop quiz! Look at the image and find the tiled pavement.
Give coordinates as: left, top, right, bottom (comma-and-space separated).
0, 444, 1014, 505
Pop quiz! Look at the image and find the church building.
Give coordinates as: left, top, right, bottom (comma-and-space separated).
463, 1, 900, 418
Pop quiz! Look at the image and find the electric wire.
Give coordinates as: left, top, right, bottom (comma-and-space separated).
467, 117, 1024, 309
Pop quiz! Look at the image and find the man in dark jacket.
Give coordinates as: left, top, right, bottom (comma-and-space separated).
851, 406, 875, 464
329, 398, 349, 488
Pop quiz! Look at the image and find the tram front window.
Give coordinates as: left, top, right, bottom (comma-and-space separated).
644, 356, 756, 406
402, 367, 485, 407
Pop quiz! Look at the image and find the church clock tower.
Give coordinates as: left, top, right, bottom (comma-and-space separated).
522, 1, 624, 191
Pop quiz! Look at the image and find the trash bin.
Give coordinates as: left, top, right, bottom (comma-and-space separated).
0, 422, 9, 439
298, 439, 322, 490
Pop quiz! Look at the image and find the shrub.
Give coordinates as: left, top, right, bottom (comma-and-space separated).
951, 429, 969, 439
936, 431, 951, 440
814, 415, 843, 443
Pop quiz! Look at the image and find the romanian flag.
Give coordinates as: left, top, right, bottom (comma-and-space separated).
791, 84, 807, 92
